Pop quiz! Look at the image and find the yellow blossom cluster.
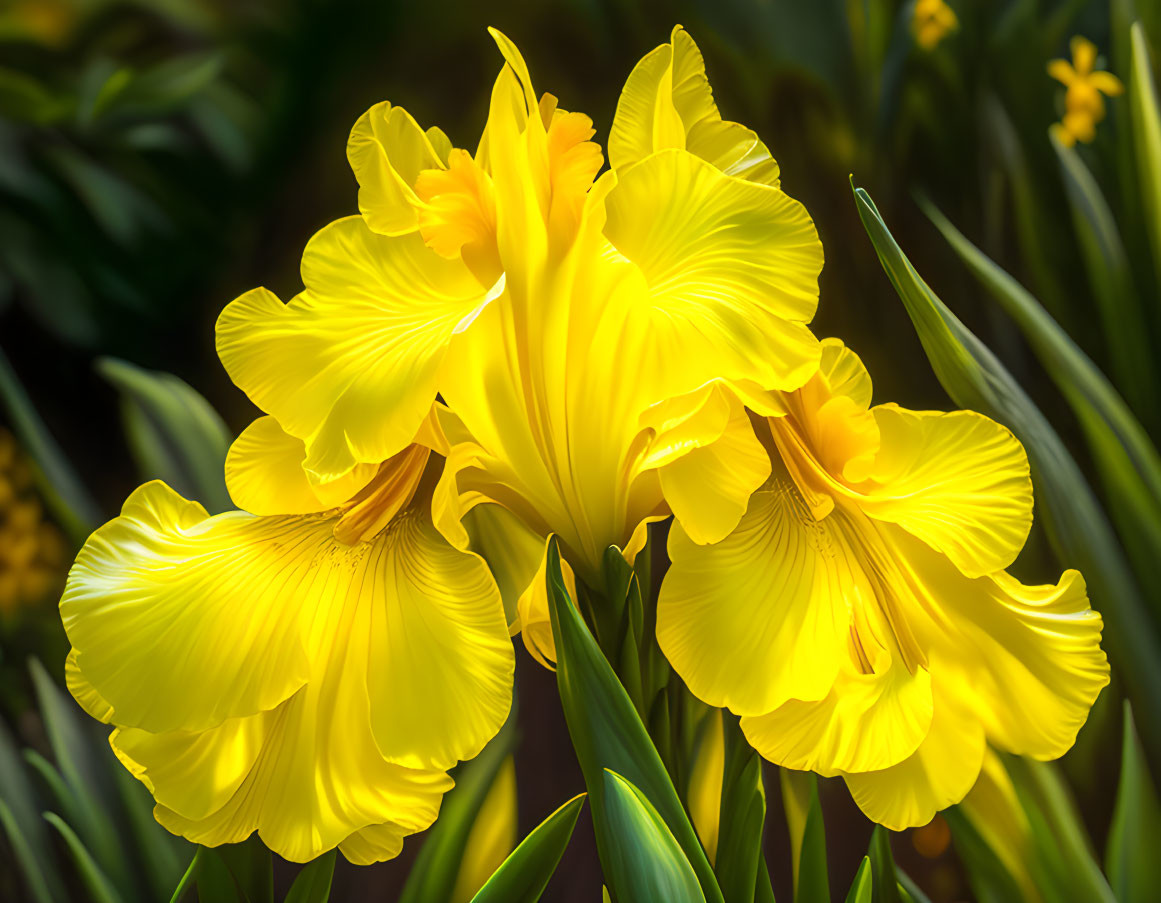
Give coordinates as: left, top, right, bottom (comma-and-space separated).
913, 0, 958, 51
1048, 36, 1124, 146
0, 429, 66, 615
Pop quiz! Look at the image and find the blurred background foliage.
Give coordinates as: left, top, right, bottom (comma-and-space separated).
2, 0, 1160, 900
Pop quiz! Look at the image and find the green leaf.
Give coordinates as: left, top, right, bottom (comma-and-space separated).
0, 345, 100, 543
469, 793, 585, 903
1051, 133, 1154, 419
1005, 757, 1115, 903
984, 97, 1071, 323
28, 658, 128, 893
96, 358, 232, 513
114, 760, 190, 901
545, 538, 723, 903
283, 851, 336, 903
715, 716, 768, 903
110, 54, 224, 117
1129, 21, 1161, 295
0, 721, 65, 903
781, 770, 828, 903
1105, 702, 1161, 902
43, 812, 126, 903
0, 799, 58, 903
844, 857, 872, 903
599, 770, 705, 903
398, 722, 518, 903
851, 182, 1161, 774
212, 837, 273, 903
941, 808, 1028, 903
169, 848, 203, 903
0, 67, 70, 123
918, 196, 1161, 611
868, 827, 900, 903
196, 847, 245, 903
896, 871, 931, 903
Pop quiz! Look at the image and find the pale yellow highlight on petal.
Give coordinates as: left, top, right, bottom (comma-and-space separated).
451, 754, 517, 902
658, 485, 857, 717
225, 416, 377, 516
216, 216, 488, 484
610, 26, 780, 185
844, 670, 986, 831
857, 406, 1033, 577
348, 102, 446, 236
604, 149, 822, 396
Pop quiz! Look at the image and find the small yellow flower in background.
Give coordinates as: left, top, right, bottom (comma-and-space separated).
912, 0, 958, 51
0, 428, 67, 616
656, 339, 1109, 830
1048, 36, 1124, 146
451, 755, 518, 902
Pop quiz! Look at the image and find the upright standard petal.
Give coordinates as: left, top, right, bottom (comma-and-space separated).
348, 101, 450, 236
610, 25, 780, 184
604, 149, 822, 397
216, 217, 489, 484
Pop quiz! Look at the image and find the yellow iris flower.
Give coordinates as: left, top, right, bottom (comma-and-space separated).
912, 0, 958, 51
218, 25, 822, 665
656, 339, 1109, 829
1048, 36, 1124, 147
61, 412, 515, 863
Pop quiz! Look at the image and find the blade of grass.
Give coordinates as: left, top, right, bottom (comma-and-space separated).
1051, 133, 1154, 422
43, 812, 126, 903
599, 770, 705, 903
0, 345, 100, 543
469, 794, 586, 903
918, 195, 1161, 620
1129, 21, 1161, 296
1105, 702, 1161, 902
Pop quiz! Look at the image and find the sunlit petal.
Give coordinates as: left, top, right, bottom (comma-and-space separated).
216, 217, 488, 484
